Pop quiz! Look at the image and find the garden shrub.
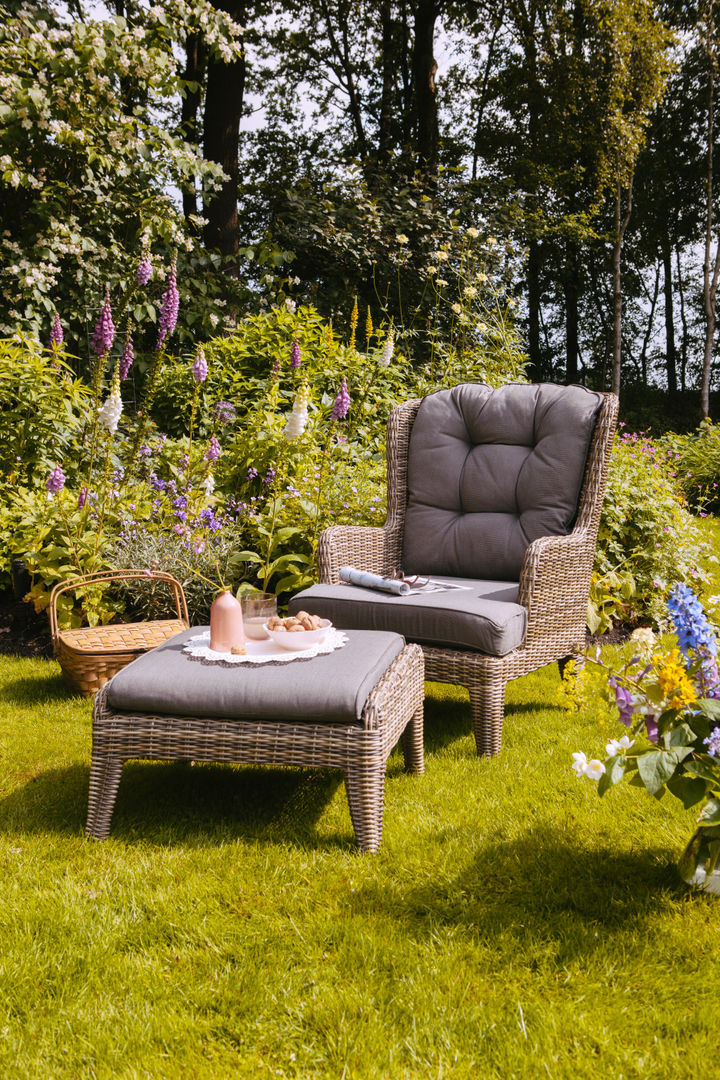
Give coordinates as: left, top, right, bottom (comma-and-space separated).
592, 429, 711, 632
660, 419, 720, 512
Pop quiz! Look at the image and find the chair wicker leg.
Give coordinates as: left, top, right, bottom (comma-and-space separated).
468, 679, 506, 757
400, 705, 425, 774
344, 766, 386, 853
86, 753, 124, 839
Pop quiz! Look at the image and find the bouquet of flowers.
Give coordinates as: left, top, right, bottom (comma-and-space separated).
573, 584, 720, 891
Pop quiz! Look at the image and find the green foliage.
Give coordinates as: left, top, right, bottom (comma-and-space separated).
0, 337, 89, 487
593, 429, 710, 628
661, 419, 720, 511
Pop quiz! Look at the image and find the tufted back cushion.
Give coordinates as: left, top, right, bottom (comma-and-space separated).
402, 383, 602, 580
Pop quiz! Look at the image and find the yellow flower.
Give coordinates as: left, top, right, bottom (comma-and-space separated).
655, 649, 697, 708
365, 306, 374, 344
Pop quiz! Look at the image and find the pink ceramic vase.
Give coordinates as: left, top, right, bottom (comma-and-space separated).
209, 590, 246, 653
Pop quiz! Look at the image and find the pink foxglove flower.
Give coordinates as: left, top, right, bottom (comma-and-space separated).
119, 331, 134, 380
46, 465, 65, 495
156, 262, 179, 349
331, 378, 350, 420
137, 253, 152, 286
78, 486, 87, 509
290, 338, 301, 369
92, 292, 115, 358
50, 313, 63, 350
204, 436, 221, 463
192, 346, 208, 383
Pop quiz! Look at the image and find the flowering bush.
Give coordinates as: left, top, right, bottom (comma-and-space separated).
572, 584, 720, 884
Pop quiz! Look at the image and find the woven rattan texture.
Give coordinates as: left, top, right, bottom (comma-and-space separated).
50, 571, 189, 697
86, 642, 425, 853
318, 390, 618, 757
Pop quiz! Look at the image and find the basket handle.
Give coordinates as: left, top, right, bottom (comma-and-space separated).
48, 570, 189, 638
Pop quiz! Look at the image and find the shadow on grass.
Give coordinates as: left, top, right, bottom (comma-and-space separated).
1, 670, 75, 707
358, 825, 688, 948
0, 759, 348, 850
422, 689, 564, 755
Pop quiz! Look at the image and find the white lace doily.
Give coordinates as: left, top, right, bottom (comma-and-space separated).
183, 628, 349, 665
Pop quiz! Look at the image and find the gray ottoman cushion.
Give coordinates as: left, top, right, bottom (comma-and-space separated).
106, 627, 405, 723
290, 578, 526, 656
402, 382, 601, 580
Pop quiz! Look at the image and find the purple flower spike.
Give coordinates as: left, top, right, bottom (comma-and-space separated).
291, 338, 301, 369
192, 347, 208, 383
331, 378, 351, 421
156, 263, 179, 349
78, 486, 87, 509
50, 313, 63, 350
137, 254, 152, 287
46, 465, 65, 496
92, 293, 115, 358
119, 331, 134, 380
204, 436, 221, 463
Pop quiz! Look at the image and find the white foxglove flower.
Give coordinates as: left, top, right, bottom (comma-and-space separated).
98, 388, 123, 434
284, 386, 309, 440
202, 473, 215, 495
378, 329, 394, 368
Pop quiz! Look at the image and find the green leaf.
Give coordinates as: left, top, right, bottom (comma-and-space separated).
636, 750, 680, 796
667, 775, 708, 810
598, 754, 625, 796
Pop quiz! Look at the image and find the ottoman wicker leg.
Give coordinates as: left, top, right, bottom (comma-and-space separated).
86, 752, 124, 839
400, 706, 425, 774
344, 766, 386, 854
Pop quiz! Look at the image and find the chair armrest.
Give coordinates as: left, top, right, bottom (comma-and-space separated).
317, 524, 402, 584
518, 528, 596, 644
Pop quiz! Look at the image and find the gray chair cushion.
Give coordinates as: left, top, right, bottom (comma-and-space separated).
289, 578, 526, 656
402, 382, 601, 580
106, 627, 405, 724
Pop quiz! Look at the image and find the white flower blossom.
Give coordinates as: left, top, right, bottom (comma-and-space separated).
202, 473, 215, 495
284, 386, 309, 440
285, 298, 297, 314
378, 329, 394, 368
606, 736, 634, 757
98, 388, 123, 434
585, 759, 606, 781
571, 751, 588, 777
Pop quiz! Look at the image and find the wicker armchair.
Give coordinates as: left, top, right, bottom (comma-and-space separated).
301, 384, 618, 756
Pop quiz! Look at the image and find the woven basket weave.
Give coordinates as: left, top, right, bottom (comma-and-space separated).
49, 570, 189, 697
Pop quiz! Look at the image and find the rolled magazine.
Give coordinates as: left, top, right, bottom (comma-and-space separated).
339, 566, 411, 595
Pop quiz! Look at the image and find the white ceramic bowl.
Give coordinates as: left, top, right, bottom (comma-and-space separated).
264, 619, 332, 651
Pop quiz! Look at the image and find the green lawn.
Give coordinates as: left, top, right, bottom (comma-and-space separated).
0, 650, 717, 1079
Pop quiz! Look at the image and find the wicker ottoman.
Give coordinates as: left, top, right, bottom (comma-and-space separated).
86, 627, 424, 852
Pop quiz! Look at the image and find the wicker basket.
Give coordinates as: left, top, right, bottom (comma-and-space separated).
49, 570, 190, 697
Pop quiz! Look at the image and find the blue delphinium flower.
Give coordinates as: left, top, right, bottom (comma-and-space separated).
667, 583, 718, 657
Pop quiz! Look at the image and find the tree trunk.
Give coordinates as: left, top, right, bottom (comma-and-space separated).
611, 177, 633, 399
181, 33, 207, 228
527, 239, 542, 380
413, 0, 439, 178
378, 0, 394, 163
661, 234, 677, 395
639, 262, 660, 389
203, 2, 246, 259
676, 243, 688, 393
565, 243, 579, 383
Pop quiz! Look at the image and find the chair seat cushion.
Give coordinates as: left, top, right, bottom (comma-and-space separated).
289, 578, 526, 656
106, 627, 405, 723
